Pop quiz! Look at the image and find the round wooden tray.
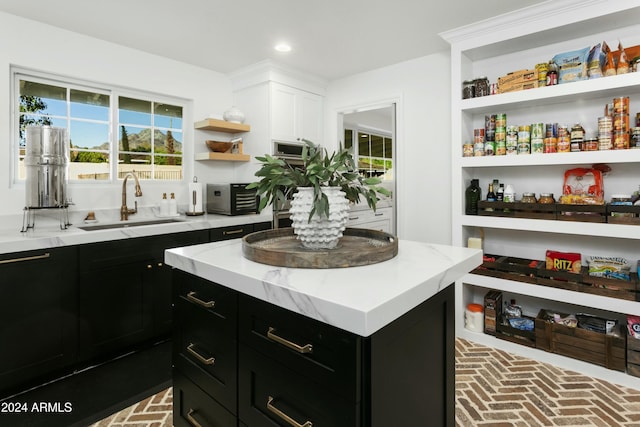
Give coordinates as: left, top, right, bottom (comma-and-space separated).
242, 227, 398, 268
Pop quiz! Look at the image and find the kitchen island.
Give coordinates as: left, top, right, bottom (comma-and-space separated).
166, 237, 481, 427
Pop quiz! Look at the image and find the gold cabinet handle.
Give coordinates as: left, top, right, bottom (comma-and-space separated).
186, 291, 215, 308
267, 396, 313, 427
0, 252, 50, 265
186, 408, 203, 427
267, 327, 313, 354
186, 343, 215, 366
223, 228, 244, 235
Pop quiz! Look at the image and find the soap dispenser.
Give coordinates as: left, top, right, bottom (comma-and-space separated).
169, 192, 178, 216
160, 193, 169, 217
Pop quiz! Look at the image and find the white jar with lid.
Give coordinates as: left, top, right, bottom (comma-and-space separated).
465, 303, 484, 332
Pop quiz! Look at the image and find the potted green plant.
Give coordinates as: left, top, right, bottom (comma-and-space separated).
247, 139, 391, 249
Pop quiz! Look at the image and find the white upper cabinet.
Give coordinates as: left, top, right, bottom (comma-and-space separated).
271, 82, 323, 143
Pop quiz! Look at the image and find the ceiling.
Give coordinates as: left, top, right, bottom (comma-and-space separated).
0, 0, 547, 81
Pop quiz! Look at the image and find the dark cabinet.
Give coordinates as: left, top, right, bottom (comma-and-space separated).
172, 269, 455, 427
173, 272, 238, 413
209, 221, 271, 241
173, 371, 236, 427
78, 230, 208, 361
0, 247, 77, 396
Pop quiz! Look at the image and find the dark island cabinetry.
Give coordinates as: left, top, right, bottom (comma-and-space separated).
173, 269, 455, 427
0, 247, 78, 395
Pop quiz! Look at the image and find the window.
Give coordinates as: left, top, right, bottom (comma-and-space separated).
14, 70, 184, 182
344, 128, 393, 179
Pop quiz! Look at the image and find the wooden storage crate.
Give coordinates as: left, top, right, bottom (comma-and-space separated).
581, 268, 638, 301
627, 330, 640, 377
535, 309, 626, 371
477, 201, 556, 220
556, 203, 607, 223
496, 314, 536, 347
607, 204, 640, 225
472, 254, 540, 284
536, 267, 582, 292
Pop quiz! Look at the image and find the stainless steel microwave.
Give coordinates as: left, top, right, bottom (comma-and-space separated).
272, 140, 304, 165
206, 183, 258, 215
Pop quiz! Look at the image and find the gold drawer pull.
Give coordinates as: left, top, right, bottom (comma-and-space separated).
0, 252, 50, 265
223, 228, 244, 235
187, 343, 215, 365
186, 291, 215, 308
267, 396, 313, 427
186, 408, 203, 427
267, 327, 313, 354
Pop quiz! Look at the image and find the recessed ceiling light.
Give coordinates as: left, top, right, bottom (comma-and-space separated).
274, 43, 292, 53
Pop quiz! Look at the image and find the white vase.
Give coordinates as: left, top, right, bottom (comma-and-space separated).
289, 187, 350, 249
223, 106, 245, 124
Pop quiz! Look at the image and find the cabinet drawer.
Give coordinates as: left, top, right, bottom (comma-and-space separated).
210, 224, 253, 241
239, 295, 361, 401
175, 298, 237, 412
173, 371, 236, 427
174, 271, 237, 336
239, 345, 359, 427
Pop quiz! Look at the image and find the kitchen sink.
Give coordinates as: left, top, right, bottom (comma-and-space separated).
77, 218, 185, 231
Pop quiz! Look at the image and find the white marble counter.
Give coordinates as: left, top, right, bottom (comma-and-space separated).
165, 239, 482, 337
0, 207, 272, 254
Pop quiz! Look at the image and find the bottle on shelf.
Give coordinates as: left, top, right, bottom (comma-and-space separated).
465, 179, 482, 215
486, 183, 496, 212
169, 192, 178, 216
496, 183, 505, 202
160, 193, 169, 217
486, 183, 496, 202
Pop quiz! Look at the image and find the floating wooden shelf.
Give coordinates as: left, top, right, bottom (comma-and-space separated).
195, 141, 250, 162
195, 152, 250, 161
194, 118, 250, 133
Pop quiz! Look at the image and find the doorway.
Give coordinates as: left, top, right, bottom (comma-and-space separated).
338, 103, 396, 234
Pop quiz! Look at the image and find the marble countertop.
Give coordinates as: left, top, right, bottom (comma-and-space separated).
0, 207, 272, 255
165, 239, 482, 337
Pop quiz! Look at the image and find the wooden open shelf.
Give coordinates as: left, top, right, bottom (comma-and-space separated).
194, 118, 250, 133
195, 141, 250, 162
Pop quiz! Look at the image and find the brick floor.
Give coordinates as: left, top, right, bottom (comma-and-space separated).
92, 338, 640, 426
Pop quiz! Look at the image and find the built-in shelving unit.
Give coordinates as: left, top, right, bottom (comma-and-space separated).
194, 118, 251, 162
442, 0, 640, 389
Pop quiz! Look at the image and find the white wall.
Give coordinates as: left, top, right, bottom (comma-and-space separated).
325, 53, 452, 244
0, 12, 238, 217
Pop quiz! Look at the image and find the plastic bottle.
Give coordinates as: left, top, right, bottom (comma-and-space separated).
496, 184, 505, 202
160, 193, 169, 217
169, 192, 178, 216
465, 179, 482, 215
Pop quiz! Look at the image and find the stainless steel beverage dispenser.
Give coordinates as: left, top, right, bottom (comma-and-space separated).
25, 126, 69, 208
21, 126, 70, 231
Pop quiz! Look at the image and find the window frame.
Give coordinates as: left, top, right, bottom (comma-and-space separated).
11, 67, 187, 185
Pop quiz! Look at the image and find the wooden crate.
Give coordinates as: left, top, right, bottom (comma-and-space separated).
607, 204, 640, 225
535, 309, 626, 371
556, 204, 607, 223
581, 269, 638, 301
627, 331, 640, 377
472, 255, 540, 284
536, 267, 582, 292
477, 201, 556, 220
496, 314, 536, 347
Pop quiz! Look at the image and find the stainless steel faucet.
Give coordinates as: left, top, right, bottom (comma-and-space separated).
120, 171, 143, 220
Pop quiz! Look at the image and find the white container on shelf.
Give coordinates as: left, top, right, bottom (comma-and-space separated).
465, 303, 484, 332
